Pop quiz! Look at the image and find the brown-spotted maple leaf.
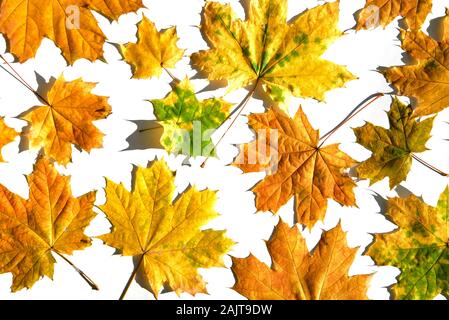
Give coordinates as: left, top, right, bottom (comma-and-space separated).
20, 75, 112, 165
0, 117, 18, 162
384, 11, 449, 116
120, 15, 185, 79
234, 106, 356, 230
367, 188, 449, 300
0, 157, 97, 291
98, 159, 234, 299
356, 0, 433, 30
353, 98, 434, 189
0, 0, 144, 64
232, 220, 371, 300
191, 0, 354, 104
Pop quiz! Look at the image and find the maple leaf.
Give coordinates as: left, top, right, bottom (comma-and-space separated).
120, 15, 185, 79
356, 0, 433, 30
0, 157, 96, 291
232, 220, 370, 300
151, 79, 231, 157
234, 106, 356, 230
383, 13, 449, 116
353, 98, 434, 189
0, 0, 144, 64
0, 117, 18, 162
367, 188, 449, 300
191, 0, 354, 104
20, 75, 112, 165
98, 159, 234, 299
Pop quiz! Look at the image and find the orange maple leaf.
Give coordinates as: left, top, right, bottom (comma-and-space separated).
20, 75, 111, 165
0, 157, 96, 291
0, 0, 144, 64
234, 106, 356, 229
0, 117, 18, 162
232, 220, 371, 300
384, 12, 449, 116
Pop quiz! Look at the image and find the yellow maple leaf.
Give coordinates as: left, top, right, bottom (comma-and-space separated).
0, 157, 96, 291
20, 75, 111, 165
234, 106, 356, 229
87, 0, 143, 20
120, 15, 185, 79
191, 0, 354, 104
98, 159, 234, 299
0, 0, 144, 64
0, 117, 18, 162
384, 13, 449, 116
232, 220, 371, 300
356, 0, 433, 30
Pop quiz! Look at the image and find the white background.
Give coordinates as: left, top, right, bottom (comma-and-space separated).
0, 0, 448, 300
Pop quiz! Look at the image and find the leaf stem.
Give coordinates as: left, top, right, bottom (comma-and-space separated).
163, 67, 178, 82
0, 54, 51, 106
200, 79, 260, 167
318, 93, 385, 148
411, 154, 449, 177
139, 126, 162, 133
119, 254, 145, 300
53, 250, 99, 291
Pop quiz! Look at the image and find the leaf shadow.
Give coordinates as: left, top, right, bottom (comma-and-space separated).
394, 184, 415, 198
370, 190, 388, 214
427, 15, 445, 42
369, 184, 416, 216
18, 72, 56, 153
125, 120, 164, 151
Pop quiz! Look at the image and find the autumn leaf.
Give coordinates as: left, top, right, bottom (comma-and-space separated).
151, 79, 231, 157
356, 0, 433, 30
234, 106, 356, 230
98, 159, 234, 299
383, 13, 449, 116
0, 0, 144, 64
0, 117, 18, 162
0, 157, 96, 291
353, 98, 434, 189
367, 188, 449, 300
120, 15, 185, 79
232, 220, 370, 300
20, 75, 112, 165
86, 0, 143, 20
191, 0, 354, 104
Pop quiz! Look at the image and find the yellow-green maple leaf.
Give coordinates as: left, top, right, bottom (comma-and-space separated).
152, 78, 231, 157
353, 98, 434, 189
367, 188, 449, 299
98, 159, 234, 298
192, 0, 354, 104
